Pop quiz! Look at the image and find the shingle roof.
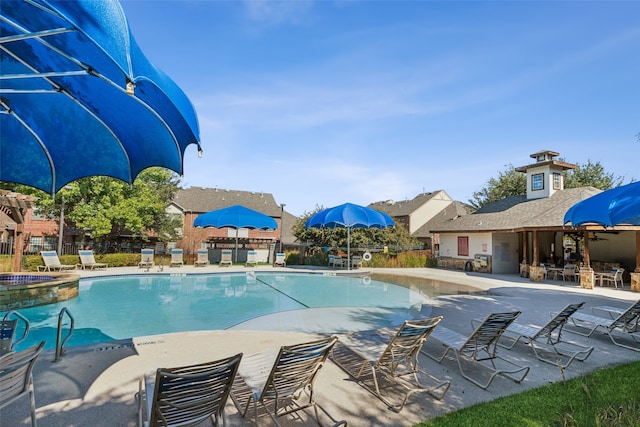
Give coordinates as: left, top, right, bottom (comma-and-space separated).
413, 201, 472, 238
172, 187, 282, 216
369, 191, 444, 216
430, 187, 602, 232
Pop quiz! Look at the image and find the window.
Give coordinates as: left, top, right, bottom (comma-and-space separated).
31, 207, 46, 220
553, 173, 562, 190
531, 173, 544, 191
44, 237, 57, 250
29, 236, 43, 254
457, 236, 469, 256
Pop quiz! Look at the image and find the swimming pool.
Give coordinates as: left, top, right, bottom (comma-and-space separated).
4, 272, 434, 351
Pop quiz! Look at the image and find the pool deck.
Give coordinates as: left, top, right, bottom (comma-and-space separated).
2, 265, 639, 426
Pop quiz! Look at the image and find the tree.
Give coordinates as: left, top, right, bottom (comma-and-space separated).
469, 160, 624, 209
292, 206, 420, 250
469, 165, 526, 210
563, 161, 623, 190
4, 168, 182, 246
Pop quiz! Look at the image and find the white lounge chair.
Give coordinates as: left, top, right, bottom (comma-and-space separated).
194, 249, 209, 267
38, 250, 75, 272
78, 250, 108, 270
169, 248, 183, 267
138, 249, 155, 268
245, 250, 258, 267
274, 252, 286, 267
219, 249, 232, 267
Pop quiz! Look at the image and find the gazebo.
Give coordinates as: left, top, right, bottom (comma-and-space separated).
0, 190, 37, 272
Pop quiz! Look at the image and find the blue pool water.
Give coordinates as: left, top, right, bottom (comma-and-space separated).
4, 272, 429, 351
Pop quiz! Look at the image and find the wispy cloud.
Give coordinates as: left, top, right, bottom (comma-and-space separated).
243, 0, 314, 25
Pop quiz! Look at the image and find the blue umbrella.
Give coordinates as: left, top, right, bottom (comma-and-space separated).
564, 182, 640, 227
194, 205, 278, 262
0, 0, 200, 195
305, 203, 395, 269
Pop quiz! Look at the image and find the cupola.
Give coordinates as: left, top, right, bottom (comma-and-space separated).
515, 150, 576, 200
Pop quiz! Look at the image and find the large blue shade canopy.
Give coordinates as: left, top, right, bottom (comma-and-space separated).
305, 202, 395, 230
0, 0, 200, 195
305, 203, 394, 270
564, 181, 640, 227
194, 205, 278, 231
194, 205, 277, 263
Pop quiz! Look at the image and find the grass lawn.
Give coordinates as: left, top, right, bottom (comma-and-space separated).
415, 361, 640, 427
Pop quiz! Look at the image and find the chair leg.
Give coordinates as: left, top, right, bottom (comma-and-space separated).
29, 385, 37, 427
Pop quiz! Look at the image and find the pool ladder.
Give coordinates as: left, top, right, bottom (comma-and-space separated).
55, 307, 75, 362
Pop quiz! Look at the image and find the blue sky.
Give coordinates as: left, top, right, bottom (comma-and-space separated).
120, 0, 639, 217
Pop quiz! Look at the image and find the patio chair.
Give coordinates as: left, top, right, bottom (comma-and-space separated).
561, 264, 578, 282
136, 353, 242, 427
77, 250, 108, 270
0, 342, 45, 427
138, 249, 155, 268
332, 256, 345, 269
599, 268, 625, 288
274, 252, 286, 267
328, 254, 335, 267
331, 317, 450, 412
169, 248, 183, 267
566, 299, 640, 351
423, 311, 530, 390
194, 249, 209, 267
499, 302, 594, 368
351, 256, 363, 269
231, 336, 347, 427
38, 250, 75, 272
245, 250, 258, 267
219, 249, 232, 267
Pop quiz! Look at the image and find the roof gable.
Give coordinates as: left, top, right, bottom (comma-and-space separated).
369, 190, 450, 216
430, 187, 602, 232
172, 187, 282, 216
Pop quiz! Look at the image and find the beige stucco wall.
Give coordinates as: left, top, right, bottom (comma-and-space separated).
439, 232, 492, 259
408, 191, 453, 234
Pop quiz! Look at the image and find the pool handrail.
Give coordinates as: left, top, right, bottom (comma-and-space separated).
55, 307, 75, 362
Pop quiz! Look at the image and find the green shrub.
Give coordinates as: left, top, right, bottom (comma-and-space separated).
305, 252, 328, 266
285, 252, 301, 265
97, 253, 142, 267
0, 255, 12, 272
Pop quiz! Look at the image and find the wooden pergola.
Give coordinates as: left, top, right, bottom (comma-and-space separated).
0, 190, 37, 272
